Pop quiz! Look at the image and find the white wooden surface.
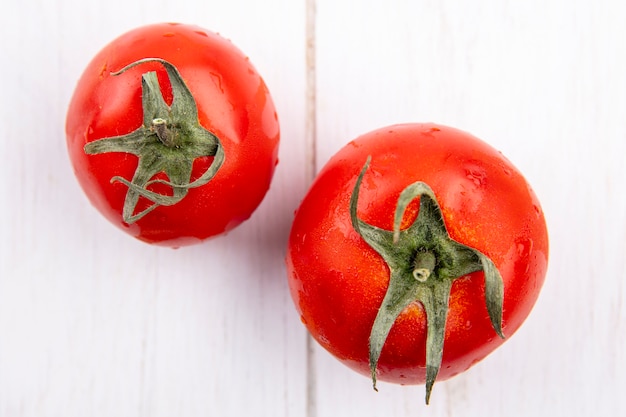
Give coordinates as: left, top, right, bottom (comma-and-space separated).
1, 0, 625, 416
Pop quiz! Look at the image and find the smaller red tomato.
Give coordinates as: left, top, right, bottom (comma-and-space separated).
66, 23, 280, 247
286, 123, 548, 403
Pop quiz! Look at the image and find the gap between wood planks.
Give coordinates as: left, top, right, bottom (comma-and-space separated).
305, 0, 317, 417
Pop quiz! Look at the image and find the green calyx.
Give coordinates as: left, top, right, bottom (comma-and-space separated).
84, 58, 224, 224
350, 156, 505, 405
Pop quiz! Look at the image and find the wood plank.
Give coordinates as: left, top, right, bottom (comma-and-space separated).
313, 0, 626, 415
0, 1, 309, 416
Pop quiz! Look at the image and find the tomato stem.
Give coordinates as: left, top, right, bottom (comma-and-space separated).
83, 58, 224, 224
350, 156, 505, 405
151, 118, 177, 147
413, 251, 436, 282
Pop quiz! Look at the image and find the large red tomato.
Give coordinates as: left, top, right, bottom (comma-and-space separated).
66, 23, 279, 247
286, 123, 548, 403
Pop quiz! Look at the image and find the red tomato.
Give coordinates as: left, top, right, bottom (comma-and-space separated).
66, 23, 279, 247
286, 123, 548, 402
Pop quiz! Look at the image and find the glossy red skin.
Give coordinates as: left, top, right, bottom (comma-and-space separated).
66, 23, 279, 246
287, 123, 548, 385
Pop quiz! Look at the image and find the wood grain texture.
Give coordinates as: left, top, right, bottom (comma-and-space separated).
1, 0, 625, 416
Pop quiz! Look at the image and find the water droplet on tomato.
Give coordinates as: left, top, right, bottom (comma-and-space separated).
465, 168, 486, 186
516, 238, 533, 259
209, 72, 225, 93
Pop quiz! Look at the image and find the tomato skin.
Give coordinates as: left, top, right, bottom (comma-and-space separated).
66, 23, 279, 246
286, 123, 548, 384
